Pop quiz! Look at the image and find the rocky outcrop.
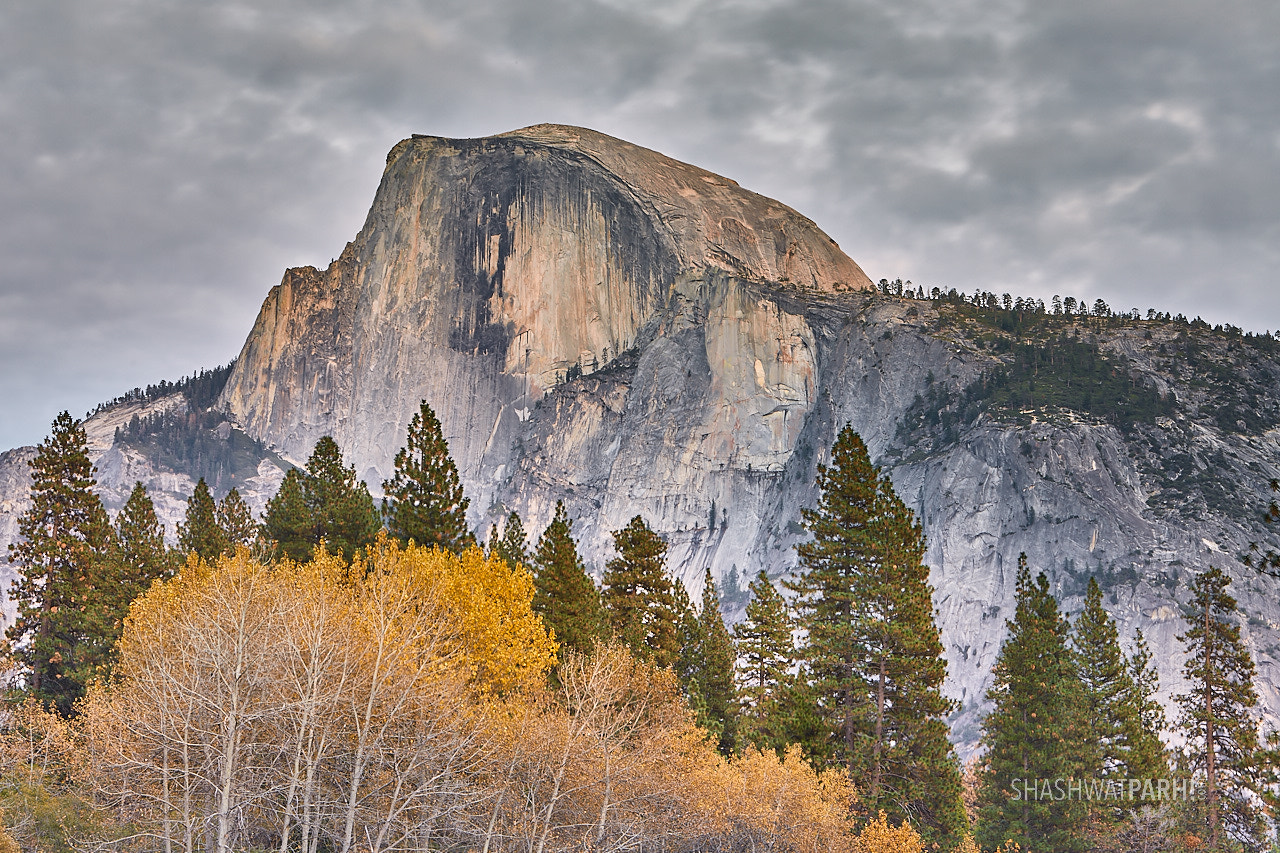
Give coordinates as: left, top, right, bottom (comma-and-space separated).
212, 126, 1280, 755
4, 126, 1279, 757
0, 394, 289, 628
218, 125, 870, 490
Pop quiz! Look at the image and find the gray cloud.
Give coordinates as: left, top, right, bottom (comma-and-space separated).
1, 0, 1277, 448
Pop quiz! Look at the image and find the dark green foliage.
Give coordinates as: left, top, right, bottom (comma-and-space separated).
531, 501, 603, 656
977, 555, 1089, 853
1072, 578, 1131, 777
92, 483, 175, 679
897, 335, 1173, 449
261, 437, 380, 563
689, 569, 739, 756
176, 478, 229, 561
971, 335, 1174, 425
1176, 567, 1266, 849
493, 511, 529, 570
789, 425, 965, 846
1124, 630, 1170, 782
92, 363, 234, 415
111, 482, 173, 590
1071, 578, 1169, 830
217, 488, 258, 550
733, 569, 795, 753
262, 468, 313, 562
602, 516, 679, 668
5, 413, 114, 716
111, 408, 279, 495
674, 579, 700, 692
773, 668, 831, 767
382, 401, 471, 552
303, 436, 382, 561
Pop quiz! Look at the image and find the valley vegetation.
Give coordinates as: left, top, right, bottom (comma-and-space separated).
4, 386, 1280, 852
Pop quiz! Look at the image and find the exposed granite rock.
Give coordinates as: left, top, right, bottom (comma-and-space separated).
211, 126, 1280, 755
4, 126, 1279, 759
0, 394, 289, 629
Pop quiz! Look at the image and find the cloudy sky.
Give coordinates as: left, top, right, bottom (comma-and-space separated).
2, 0, 1278, 449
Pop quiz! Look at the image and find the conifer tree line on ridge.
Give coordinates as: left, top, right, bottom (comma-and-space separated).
5, 403, 1280, 852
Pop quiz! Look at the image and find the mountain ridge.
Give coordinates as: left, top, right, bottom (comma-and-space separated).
3, 127, 1280, 758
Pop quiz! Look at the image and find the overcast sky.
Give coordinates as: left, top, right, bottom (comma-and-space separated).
2, 0, 1278, 449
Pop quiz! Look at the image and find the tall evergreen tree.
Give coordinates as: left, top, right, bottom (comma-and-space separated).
303, 436, 381, 561
382, 401, 470, 552
531, 501, 603, 655
1176, 567, 1265, 849
1124, 629, 1169, 782
217, 488, 258, 550
602, 515, 679, 668
89, 482, 175, 681
693, 568, 739, 755
493, 511, 529, 570
788, 425, 965, 846
674, 578, 701, 691
1072, 578, 1168, 785
5, 412, 114, 715
734, 569, 795, 752
112, 482, 172, 590
261, 438, 381, 562
176, 478, 228, 561
976, 555, 1089, 853
1071, 578, 1128, 779
262, 467, 313, 562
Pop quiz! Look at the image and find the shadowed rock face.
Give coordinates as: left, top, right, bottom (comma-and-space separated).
219, 125, 871, 501
5, 126, 1280, 756
213, 126, 1280, 755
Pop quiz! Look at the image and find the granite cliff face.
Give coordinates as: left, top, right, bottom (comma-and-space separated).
4, 126, 1279, 755
219, 125, 869, 494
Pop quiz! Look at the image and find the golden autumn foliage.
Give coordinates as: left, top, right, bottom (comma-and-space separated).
0, 700, 104, 853
851, 810, 924, 853
358, 536, 558, 693
694, 745, 858, 853
13, 542, 884, 853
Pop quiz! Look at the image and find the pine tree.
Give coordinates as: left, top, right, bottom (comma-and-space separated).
734, 569, 795, 751
262, 467, 313, 562
602, 515, 679, 668
493, 511, 529, 570
261, 438, 381, 562
89, 482, 175, 681
531, 501, 603, 655
113, 482, 172, 590
976, 555, 1089, 853
177, 478, 228, 561
673, 577, 700, 680
693, 568, 739, 755
5, 412, 114, 715
1071, 578, 1127, 780
788, 425, 965, 846
1124, 629, 1169, 782
1072, 578, 1168, 786
382, 400, 470, 552
1176, 566, 1265, 849
217, 488, 258, 550
303, 436, 381, 561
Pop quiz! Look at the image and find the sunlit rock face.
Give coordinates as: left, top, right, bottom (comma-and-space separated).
219, 124, 871, 510
4, 126, 1280, 756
